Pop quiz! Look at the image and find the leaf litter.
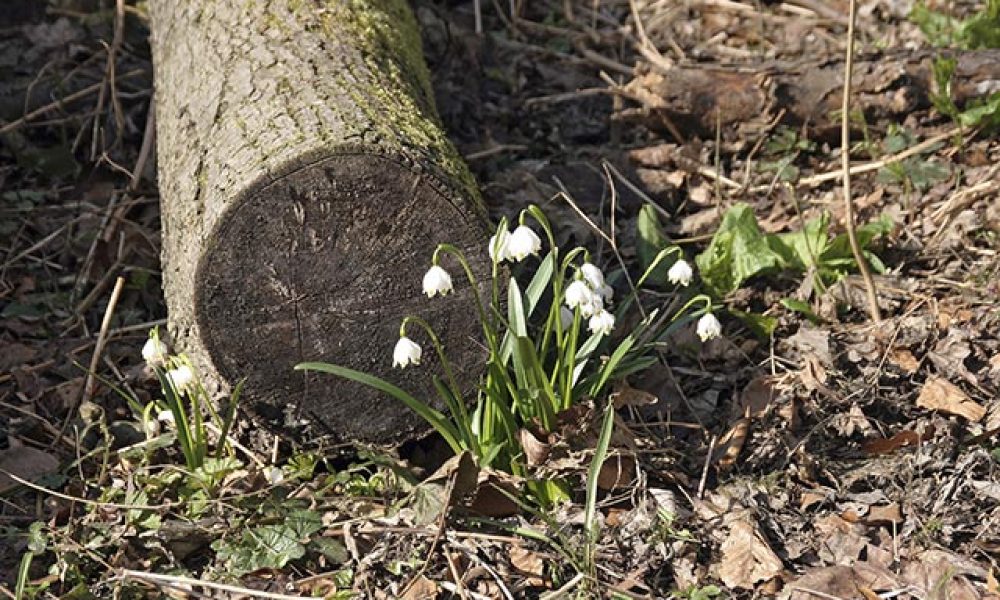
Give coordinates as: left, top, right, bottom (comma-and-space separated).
2, 0, 1000, 597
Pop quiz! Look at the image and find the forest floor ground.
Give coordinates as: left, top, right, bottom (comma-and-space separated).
0, 0, 998, 598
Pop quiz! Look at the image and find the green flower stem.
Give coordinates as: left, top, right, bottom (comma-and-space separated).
434, 244, 496, 351
539, 247, 587, 358
401, 316, 478, 454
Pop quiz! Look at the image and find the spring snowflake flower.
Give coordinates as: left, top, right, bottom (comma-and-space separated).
579, 263, 605, 290
580, 294, 603, 318
559, 306, 575, 330
506, 226, 541, 262
141, 337, 169, 367
393, 336, 422, 368
165, 365, 195, 394
588, 309, 615, 336
696, 313, 722, 342
565, 280, 595, 309
597, 283, 614, 303
667, 259, 694, 287
489, 229, 511, 262
422, 265, 454, 298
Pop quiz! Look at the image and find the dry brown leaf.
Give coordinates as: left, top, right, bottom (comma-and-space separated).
862, 425, 935, 456
518, 428, 550, 466
0, 443, 59, 493
864, 503, 903, 526
714, 418, 751, 469
610, 381, 658, 409
510, 545, 548, 588
988, 568, 999, 594
597, 451, 636, 491
889, 347, 921, 374
716, 518, 784, 589
739, 376, 777, 419
400, 574, 439, 600
800, 491, 827, 511
788, 563, 900, 600
917, 377, 986, 422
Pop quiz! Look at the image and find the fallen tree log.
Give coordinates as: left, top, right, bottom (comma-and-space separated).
150, 1, 489, 442
620, 49, 1000, 138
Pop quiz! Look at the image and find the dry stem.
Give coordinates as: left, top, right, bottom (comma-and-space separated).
841, 0, 881, 322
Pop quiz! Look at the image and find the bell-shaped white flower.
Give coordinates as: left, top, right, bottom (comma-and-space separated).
696, 313, 722, 342
579, 263, 605, 290
580, 294, 604, 318
266, 467, 285, 485
506, 226, 541, 262
393, 336, 422, 368
588, 309, 615, 336
667, 259, 694, 287
559, 306, 575, 330
142, 337, 169, 367
597, 283, 614, 303
489, 229, 511, 262
165, 364, 195, 394
564, 280, 595, 310
422, 265, 454, 298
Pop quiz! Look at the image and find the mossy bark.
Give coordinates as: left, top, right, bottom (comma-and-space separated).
150, 0, 489, 442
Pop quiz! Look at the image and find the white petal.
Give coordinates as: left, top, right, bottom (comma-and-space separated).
506, 226, 541, 261
166, 365, 195, 393
588, 310, 615, 336
579, 294, 604, 318
597, 284, 614, 303
142, 338, 168, 366
489, 229, 511, 262
696, 313, 722, 342
393, 336, 422, 368
422, 265, 454, 298
579, 263, 605, 289
667, 259, 694, 287
564, 280, 594, 309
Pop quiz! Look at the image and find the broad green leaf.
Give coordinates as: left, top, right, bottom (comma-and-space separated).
695, 203, 783, 296
585, 401, 615, 540
774, 213, 830, 270
636, 204, 670, 283
295, 362, 462, 453
729, 308, 778, 339
780, 298, 824, 324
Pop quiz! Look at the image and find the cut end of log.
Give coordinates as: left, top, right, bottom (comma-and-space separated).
194, 150, 488, 442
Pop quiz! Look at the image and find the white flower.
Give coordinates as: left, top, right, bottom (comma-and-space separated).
579, 263, 605, 290
156, 410, 175, 423
393, 336, 422, 368
266, 467, 285, 485
489, 229, 511, 262
597, 283, 614, 303
667, 259, 694, 287
565, 280, 595, 310
588, 309, 615, 336
559, 306, 575, 330
696, 313, 722, 342
141, 337, 169, 367
580, 294, 603, 318
165, 365, 195, 394
422, 265, 454, 298
506, 226, 541, 261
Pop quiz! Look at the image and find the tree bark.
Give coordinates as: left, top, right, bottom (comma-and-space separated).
621, 49, 1000, 138
150, 0, 489, 443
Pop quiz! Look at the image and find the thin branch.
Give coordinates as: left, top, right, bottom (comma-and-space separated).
840, 0, 881, 322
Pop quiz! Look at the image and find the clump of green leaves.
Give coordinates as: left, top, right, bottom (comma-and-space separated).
877, 125, 951, 192
911, 0, 1000, 129
694, 203, 893, 298
910, 0, 1000, 48
300, 205, 713, 505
